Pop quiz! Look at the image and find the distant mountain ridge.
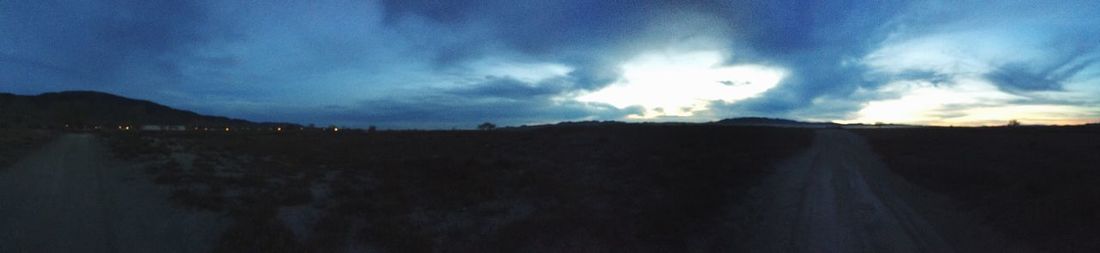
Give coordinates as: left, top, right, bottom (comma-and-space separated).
504, 117, 840, 131
715, 117, 840, 127
0, 91, 295, 129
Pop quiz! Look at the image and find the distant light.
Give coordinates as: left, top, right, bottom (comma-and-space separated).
333, 127, 340, 132
225, 127, 230, 132
276, 127, 283, 132
124, 126, 130, 131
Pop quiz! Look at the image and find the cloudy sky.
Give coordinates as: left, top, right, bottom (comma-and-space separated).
3, 0, 1098, 128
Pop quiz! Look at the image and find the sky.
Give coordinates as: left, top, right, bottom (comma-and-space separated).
2, 0, 1099, 128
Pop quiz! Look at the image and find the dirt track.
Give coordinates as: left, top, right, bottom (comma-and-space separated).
0, 134, 224, 253
742, 129, 953, 253
1, 130, 998, 252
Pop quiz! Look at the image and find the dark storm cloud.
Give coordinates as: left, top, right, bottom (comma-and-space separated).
0, 0, 211, 91
708, 0, 906, 118
986, 64, 1065, 91
379, 0, 712, 91
0, 53, 83, 79
980, 24, 1100, 93
449, 64, 627, 99
381, 0, 649, 53
893, 71, 953, 86
721, 0, 1099, 120
986, 53, 1099, 93
326, 75, 645, 128
449, 77, 568, 99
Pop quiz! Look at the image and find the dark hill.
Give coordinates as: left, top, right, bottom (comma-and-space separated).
0, 91, 293, 129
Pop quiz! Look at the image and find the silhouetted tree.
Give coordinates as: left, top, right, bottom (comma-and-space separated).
367, 125, 377, 133
1007, 119, 1021, 127
478, 122, 496, 131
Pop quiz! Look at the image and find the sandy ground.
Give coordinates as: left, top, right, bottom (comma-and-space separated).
740, 129, 953, 253
0, 134, 226, 253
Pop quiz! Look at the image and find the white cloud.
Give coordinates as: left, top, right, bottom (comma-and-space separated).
576, 50, 786, 119
851, 14, 1100, 126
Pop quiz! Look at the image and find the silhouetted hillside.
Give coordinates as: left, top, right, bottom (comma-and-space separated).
0, 91, 293, 129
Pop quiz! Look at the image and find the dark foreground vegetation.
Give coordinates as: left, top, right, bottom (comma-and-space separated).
858, 126, 1100, 252
0, 128, 53, 169
107, 125, 811, 252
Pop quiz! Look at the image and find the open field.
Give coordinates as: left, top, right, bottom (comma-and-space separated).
857, 126, 1100, 252
0, 128, 54, 169
106, 125, 812, 252
13, 124, 1096, 252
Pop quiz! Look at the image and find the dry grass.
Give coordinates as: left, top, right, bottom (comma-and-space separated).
0, 128, 54, 169
107, 125, 812, 252
858, 126, 1100, 252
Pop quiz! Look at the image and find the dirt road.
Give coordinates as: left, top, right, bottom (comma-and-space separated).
0, 134, 224, 253
741, 129, 952, 252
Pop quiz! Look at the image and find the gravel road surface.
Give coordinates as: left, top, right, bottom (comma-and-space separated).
0, 134, 224, 253
742, 129, 952, 253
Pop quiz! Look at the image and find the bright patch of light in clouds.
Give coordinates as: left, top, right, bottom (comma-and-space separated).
847, 30, 1100, 126
577, 51, 785, 118
844, 78, 1014, 124
843, 78, 1096, 126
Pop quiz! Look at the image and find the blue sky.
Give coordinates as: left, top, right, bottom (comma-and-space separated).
2, 0, 1098, 128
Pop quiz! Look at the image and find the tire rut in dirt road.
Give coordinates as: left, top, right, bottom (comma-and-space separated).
0, 134, 225, 253
743, 129, 952, 253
